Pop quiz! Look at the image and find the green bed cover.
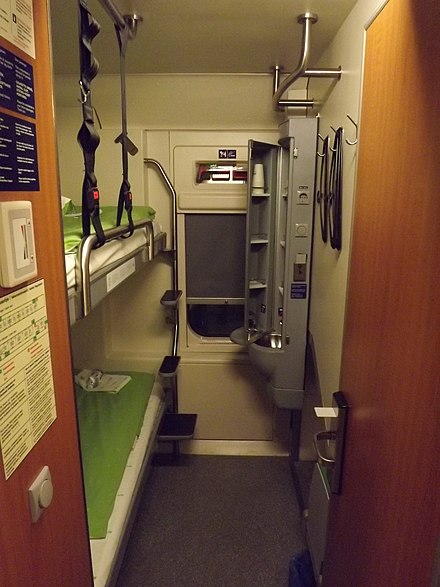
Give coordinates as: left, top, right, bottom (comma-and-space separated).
75, 371, 156, 539
62, 203, 156, 253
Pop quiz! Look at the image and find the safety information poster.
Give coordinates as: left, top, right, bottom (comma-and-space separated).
0, 280, 57, 479
0, 0, 35, 59
0, 110, 39, 191
0, 46, 35, 118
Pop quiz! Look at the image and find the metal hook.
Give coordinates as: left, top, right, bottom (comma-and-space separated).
345, 114, 358, 145
317, 134, 328, 158
329, 127, 338, 152
78, 80, 89, 105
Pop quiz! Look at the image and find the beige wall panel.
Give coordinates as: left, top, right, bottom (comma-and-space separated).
56, 117, 145, 208
55, 74, 282, 130
178, 362, 274, 440
308, 0, 386, 407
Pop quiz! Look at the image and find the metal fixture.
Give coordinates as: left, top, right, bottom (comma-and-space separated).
313, 392, 349, 495
272, 13, 342, 111
345, 114, 358, 145
98, 0, 144, 38
145, 158, 180, 356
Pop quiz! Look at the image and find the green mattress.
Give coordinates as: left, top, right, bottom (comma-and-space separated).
75, 371, 156, 539
62, 204, 156, 253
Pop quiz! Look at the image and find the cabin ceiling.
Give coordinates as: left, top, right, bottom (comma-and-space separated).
50, 0, 357, 76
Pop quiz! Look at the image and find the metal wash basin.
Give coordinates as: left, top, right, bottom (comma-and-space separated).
254, 332, 283, 349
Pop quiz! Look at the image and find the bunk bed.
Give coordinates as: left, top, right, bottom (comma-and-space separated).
62, 201, 166, 323
63, 203, 168, 587
63, 3, 195, 584
75, 370, 165, 587
62, 202, 169, 586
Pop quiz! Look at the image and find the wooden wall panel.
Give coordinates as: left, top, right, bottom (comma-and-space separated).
323, 0, 440, 585
0, 1, 92, 585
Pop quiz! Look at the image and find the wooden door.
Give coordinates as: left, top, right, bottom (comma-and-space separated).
0, 2, 92, 586
322, 1, 440, 585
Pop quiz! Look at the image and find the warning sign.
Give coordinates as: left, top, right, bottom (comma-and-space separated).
0, 280, 56, 479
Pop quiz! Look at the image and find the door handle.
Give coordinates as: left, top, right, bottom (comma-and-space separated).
314, 430, 337, 468
313, 391, 349, 494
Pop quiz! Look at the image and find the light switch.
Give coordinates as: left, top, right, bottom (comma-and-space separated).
29, 466, 53, 523
0, 201, 37, 287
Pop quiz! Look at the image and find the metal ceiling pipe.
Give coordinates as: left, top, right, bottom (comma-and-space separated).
278, 99, 315, 108
272, 12, 318, 110
97, 0, 126, 30
304, 67, 342, 78
98, 0, 143, 39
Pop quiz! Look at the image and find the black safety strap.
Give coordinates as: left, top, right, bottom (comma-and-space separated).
316, 135, 329, 243
328, 127, 343, 250
114, 24, 137, 236
77, 0, 105, 246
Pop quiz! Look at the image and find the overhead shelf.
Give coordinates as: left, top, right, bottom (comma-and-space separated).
251, 192, 270, 198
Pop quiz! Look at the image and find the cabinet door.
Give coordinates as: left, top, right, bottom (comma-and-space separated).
245, 140, 280, 335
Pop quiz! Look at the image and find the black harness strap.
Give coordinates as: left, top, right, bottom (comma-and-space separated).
328, 127, 343, 251
77, 0, 105, 246
316, 135, 329, 243
114, 24, 137, 236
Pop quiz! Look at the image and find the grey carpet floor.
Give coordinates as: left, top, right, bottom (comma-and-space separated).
116, 455, 307, 587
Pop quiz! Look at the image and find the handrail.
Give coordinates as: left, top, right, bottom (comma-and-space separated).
272, 13, 342, 110
76, 218, 154, 317
144, 158, 180, 356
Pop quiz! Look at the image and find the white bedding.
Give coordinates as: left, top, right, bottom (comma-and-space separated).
90, 381, 165, 587
65, 221, 162, 290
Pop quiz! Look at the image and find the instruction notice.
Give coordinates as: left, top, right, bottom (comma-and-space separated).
0, 110, 39, 191
0, 280, 56, 479
0, 46, 35, 118
0, 0, 35, 59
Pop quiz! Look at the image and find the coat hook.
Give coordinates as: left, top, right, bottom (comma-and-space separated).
345, 114, 358, 145
329, 126, 338, 152
317, 134, 328, 158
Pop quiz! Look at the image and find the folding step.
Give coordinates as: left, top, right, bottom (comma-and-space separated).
160, 289, 182, 307
159, 355, 180, 378
157, 413, 198, 441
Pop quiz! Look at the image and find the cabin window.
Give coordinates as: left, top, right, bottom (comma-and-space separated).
185, 214, 245, 337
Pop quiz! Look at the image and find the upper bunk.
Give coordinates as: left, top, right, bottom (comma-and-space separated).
63, 200, 167, 324
59, 0, 172, 324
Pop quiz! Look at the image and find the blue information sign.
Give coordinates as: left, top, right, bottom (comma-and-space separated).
0, 47, 35, 118
291, 283, 308, 299
0, 112, 39, 191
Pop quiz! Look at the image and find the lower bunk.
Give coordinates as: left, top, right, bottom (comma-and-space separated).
75, 370, 166, 587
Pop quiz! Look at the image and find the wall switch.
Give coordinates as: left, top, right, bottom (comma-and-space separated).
295, 223, 309, 237
294, 254, 307, 281
29, 466, 53, 523
0, 201, 37, 287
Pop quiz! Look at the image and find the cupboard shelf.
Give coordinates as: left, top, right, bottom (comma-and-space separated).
250, 234, 269, 245
249, 280, 267, 290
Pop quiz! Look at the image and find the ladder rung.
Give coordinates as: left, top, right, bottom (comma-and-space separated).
160, 290, 182, 307
159, 355, 181, 378
157, 413, 197, 441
